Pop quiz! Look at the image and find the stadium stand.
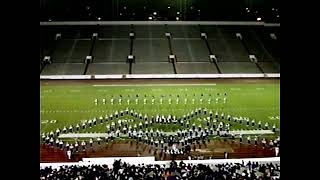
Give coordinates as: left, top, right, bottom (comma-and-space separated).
171, 39, 209, 62
92, 40, 130, 62
254, 27, 280, 64
41, 63, 85, 75
40, 23, 280, 75
40, 159, 280, 179
87, 63, 130, 75
167, 25, 201, 38
175, 62, 219, 74
133, 25, 166, 38
133, 39, 169, 62
132, 62, 175, 74
218, 62, 262, 74
97, 25, 132, 38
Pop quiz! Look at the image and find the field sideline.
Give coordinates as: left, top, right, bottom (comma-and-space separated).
40, 79, 280, 135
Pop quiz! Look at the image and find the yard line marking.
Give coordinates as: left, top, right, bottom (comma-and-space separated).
42, 90, 52, 93
40, 106, 279, 116
93, 84, 217, 87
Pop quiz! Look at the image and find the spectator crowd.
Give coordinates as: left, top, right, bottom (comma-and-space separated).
40, 160, 280, 180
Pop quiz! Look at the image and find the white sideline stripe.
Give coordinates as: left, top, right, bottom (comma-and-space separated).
41, 106, 279, 113
59, 133, 108, 138
93, 84, 217, 87
58, 130, 273, 138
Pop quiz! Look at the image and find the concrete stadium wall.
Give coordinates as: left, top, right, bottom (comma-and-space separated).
40, 73, 280, 80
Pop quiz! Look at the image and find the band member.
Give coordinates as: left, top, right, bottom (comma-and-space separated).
63, 126, 67, 133
81, 141, 86, 151
55, 128, 60, 136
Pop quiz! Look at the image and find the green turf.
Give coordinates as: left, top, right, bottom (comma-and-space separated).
40, 81, 280, 135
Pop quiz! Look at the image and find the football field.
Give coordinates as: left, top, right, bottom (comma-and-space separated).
40, 79, 280, 136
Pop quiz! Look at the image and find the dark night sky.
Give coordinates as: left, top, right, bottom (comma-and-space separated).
40, 0, 280, 22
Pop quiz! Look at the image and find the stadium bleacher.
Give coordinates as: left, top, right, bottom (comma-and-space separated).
218, 62, 262, 74
92, 40, 130, 62
98, 25, 132, 38
87, 63, 130, 75
134, 25, 166, 38
133, 39, 169, 62
41, 63, 85, 75
171, 39, 209, 62
176, 62, 219, 74
167, 25, 201, 38
132, 62, 175, 74
40, 24, 280, 75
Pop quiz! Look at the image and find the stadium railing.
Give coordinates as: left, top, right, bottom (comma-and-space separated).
40, 156, 280, 169
40, 73, 280, 80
